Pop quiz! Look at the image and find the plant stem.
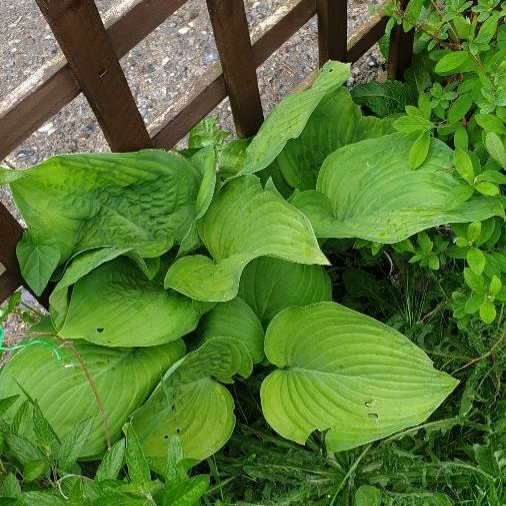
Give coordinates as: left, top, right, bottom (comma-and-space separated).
452, 330, 505, 374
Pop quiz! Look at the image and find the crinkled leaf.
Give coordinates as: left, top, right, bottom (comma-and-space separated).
293, 133, 503, 243
0, 339, 185, 458
59, 258, 203, 347
199, 297, 265, 364
132, 337, 252, 460
165, 176, 328, 302
2, 151, 201, 294
261, 302, 459, 451
238, 257, 332, 327
242, 61, 351, 175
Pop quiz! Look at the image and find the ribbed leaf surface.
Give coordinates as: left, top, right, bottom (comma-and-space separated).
261, 303, 459, 451
165, 176, 328, 302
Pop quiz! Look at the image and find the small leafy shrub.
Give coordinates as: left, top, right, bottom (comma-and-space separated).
0, 60, 502, 502
352, 0, 506, 326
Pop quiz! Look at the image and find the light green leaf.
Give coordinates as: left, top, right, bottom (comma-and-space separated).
132, 337, 252, 461
59, 258, 203, 347
448, 94, 473, 124
489, 275, 502, 296
165, 176, 328, 302
479, 299, 496, 324
163, 475, 210, 506
275, 86, 396, 190
355, 485, 382, 506
409, 130, 431, 169
57, 417, 94, 471
49, 247, 131, 329
393, 115, 434, 135
475, 113, 506, 135
199, 297, 265, 364
485, 132, 506, 167
435, 51, 473, 74
0, 339, 185, 458
293, 133, 503, 244
243, 61, 351, 175
3, 151, 201, 293
467, 248, 486, 275
16, 231, 60, 296
23, 460, 47, 483
238, 257, 332, 327
475, 181, 500, 196
95, 439, 126, 481
125, 424, 151, 484
453, 149, 475, 185
261, 303, 458, 451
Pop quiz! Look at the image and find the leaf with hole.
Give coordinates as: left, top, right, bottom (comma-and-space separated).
132, 337, 252, 461
261, 302, 459, 451
292, 133, 503, 243
0, 339, 185, 458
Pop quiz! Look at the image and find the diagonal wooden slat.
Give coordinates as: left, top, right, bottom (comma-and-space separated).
206, 0, 264, 138
0, 0, 186, 160
34, 0, 151, 152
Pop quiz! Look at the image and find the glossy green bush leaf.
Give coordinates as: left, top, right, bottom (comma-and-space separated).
242, 61, 351, 175
1, 151, 201, 294
261, 303, 459, 451
275, 87, 396, 190
293, 133, 503, 243
199, 297, 265, 363
59, 258, 203, 347
0, 339, 185, 458
485, 132, 506, 167
238, 257, 332, 327
409, 130, 431, 169
132, 337, 252, 461
165, 175, 328, 301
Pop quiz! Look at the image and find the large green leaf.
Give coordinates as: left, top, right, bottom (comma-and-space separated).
59, 257, 203, 347
242, 61, 351, 175
261, 302, 459, 452
0, 339, 185, 458
165, 175, 328, 302
293, 133, 504, 243
198, 297, 265, 363
132, 337, 252, 461
238, 257, 332, 327
1, 151, 201, 293
275, 87, 396, 190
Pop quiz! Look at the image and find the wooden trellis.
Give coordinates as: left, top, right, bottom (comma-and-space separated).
0, 0, 413, 303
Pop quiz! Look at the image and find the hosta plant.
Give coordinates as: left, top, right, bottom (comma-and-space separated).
2, 61, 497, 467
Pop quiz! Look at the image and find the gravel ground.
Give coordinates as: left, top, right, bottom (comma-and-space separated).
0, 0, 385, 345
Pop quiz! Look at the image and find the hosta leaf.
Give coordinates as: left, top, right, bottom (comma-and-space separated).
242, 61, 351, 175
275, 87, 396, 190
199, 297, 265, 364
59, 257, 204, 347
50, 247, 131, 329
16, 232, 60, 296
293, 133, 503, 243
1, 151, 201, 294
132, 337, 252, 461
238, 257, 332, 327
0, 339, 185, 458
261, 302, 459, 451
165, 175, 328, 302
